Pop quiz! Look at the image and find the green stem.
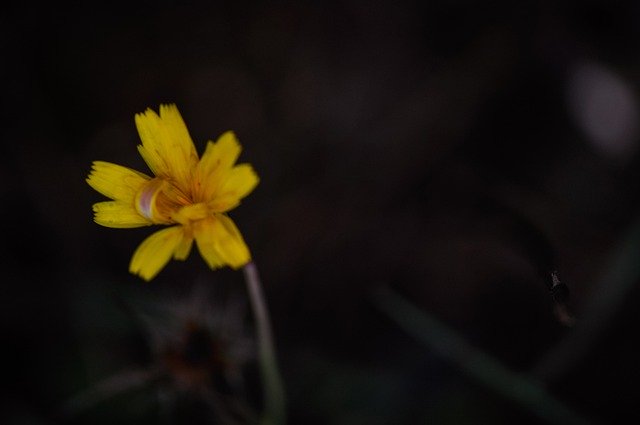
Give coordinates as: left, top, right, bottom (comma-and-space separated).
243, 261, 286, 425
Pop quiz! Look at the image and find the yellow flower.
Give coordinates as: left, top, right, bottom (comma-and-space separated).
87, 104, 259, 281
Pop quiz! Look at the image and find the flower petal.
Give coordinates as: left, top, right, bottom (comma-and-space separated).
194, 131, 242, 202
209, 164, 259, 212
193, 215, 251, 270
193, 218, 226, 269
135, 104, 198, 193
93, 201, 152, 228
173, 234, 194, 261
129, 226, 186, 281
216, 214, 252, 268
87, 161, 150, 203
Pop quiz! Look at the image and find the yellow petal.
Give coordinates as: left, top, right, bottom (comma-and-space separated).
194, 131, 242, 202
129, 226, 186, 281
216, 214, 252, 268
209, 164, 259, 212
193, 218, 225, 269
93, 201, 152, 228
135, 104, 198, 193
87, 161, 150, 203
208, 197, 240, 213
193, 215, 251, 270
173, 233, 193, 261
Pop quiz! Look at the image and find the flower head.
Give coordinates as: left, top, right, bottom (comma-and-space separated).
87, 104, 259, 280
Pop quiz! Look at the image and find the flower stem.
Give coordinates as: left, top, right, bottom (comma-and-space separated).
243, 261, 286, 425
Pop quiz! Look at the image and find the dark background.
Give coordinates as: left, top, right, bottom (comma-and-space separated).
3, 1, 640, 424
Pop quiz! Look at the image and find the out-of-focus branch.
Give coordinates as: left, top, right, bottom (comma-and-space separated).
534, 219, 640, 383
59, 367, 161, 419
372, 285, 594, 425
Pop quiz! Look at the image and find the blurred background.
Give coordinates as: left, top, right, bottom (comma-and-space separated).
3, 1, 640, 424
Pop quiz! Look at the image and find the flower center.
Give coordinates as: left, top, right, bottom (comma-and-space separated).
172, 203, 210, 225
135, 178, 210, 225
